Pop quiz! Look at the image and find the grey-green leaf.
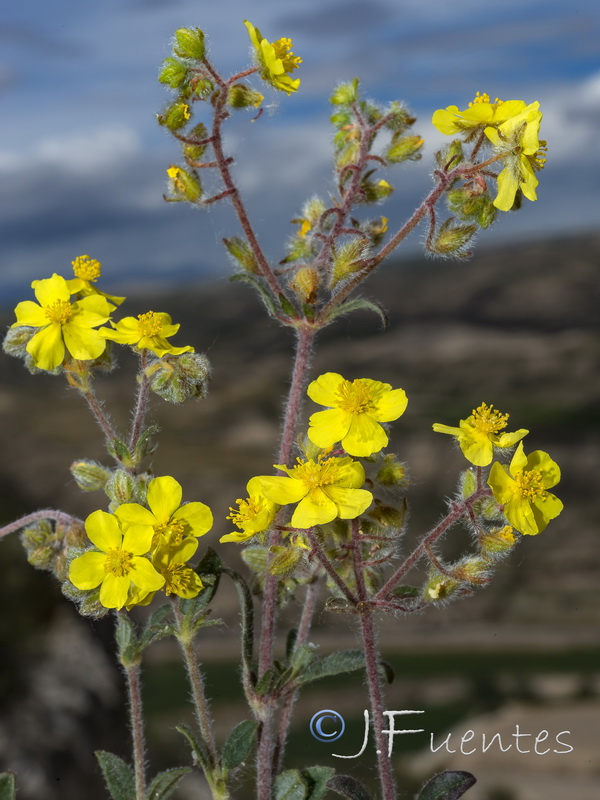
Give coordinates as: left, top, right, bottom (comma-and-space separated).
297, 650, 365, 686
303, 766, 335, 800
326, 774, 373, 800
222, 719, 259, 771
230, 273, 280, 319
418, 770, 477, 800
0, 772, 16, 800
95, 751, 135, 800
147, 767, 192, 799
326, 297, 388, 329
275, 769, 308, 800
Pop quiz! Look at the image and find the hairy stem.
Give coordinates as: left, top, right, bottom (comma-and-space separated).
79, 385, 119, 446
0, 509, 82, 540
129, 350, 150, 452
124, 662, 147, 800
351, 521, 396, 800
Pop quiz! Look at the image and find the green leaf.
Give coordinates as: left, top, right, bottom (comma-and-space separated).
302, 766, 336, 800
391, 585, 421, 599
94, 751, 135, 800
147, 767, 192, 799
0, 773, 16, 800
278, 293, 298, 318
230, 274, 280, 320
324, 598, 356, 614
325, 297, 388, 329
418, 771, 477, 800
222, 719, 259, 771
255, 667, 278, 696
297, 650, 365, 686
115, 613, 139, 666
175, 724, 210, 772
140, 604, 174, 649
275, 769, 308, 800
326, 774, 373, 800
106, 438, 133, 466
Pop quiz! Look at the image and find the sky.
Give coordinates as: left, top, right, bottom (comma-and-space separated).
1, 0, 599, 302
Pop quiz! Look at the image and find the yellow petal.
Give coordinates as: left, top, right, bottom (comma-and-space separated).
69, 551, 106, 589
291, 490, 337, 527
85, 509, 123, 551
12, 300, 47, 328
325, 486, 373, 519
260, 476, 306, 505
100, 573, 130, 609
26, 324, 65, 370
308, 408, 351, 448
129, 557, 165, 591
173, 502, 213, 537
342, 414, 388, 457
307, 372, 344, 406
147, 476, 183, 522
62, 323, 106, 361
34, 273, 70, 307
372, 387, 408, 422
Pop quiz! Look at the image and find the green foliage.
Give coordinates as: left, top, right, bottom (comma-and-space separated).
296, 649, 365, 686
222, 720, 259, 771
326, 774, 374, 800
94, 751, 135, 800
417, 771, 477, 800
275, 770, 309, 800
147, 767, 192, 800
0, 773, 16, 800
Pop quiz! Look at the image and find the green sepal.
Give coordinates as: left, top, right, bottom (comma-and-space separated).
224, 237, 260, 273
278, 293, 298, 318
391, 585, 421, 599
324, 297, 388, 329
176, 723, 211, 772
106, 438, 134, 467
133, 424, 159, 462
94, 751, 135, 800
241, 545, 269, 573
173, 27, 206, 60
222, 719, 259, 771
326, 774, 373, 800
147, 767, 193, 800
417, 770, 476, 800
115, 613, 140, 666
269, 545, 303, 576
0, 772, 16, 800
460, 469, 477, 499
255, 667, 278, 697
139, 604, 175, 649
296, 649, 365, 686
275, 769, 308, 800
230, 274, 280, 320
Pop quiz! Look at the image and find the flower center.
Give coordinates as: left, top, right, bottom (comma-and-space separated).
529, 140, 547, 172
153, 518, 187, 545
72, 255, 101, 282
163, 564, 199, 597
515, 469, 547, 501
137, 311, 163, 338
293, 457, 338, 489
272, 37, 302, 72
468, 402, 509, 435
104, 548, 133, 577
44, 299, 74, 325
469, 91, 491, 106
228, 497, 261, 527
335, 380, 377, 415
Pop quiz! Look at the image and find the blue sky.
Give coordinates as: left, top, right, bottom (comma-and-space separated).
1, 0, 599, 300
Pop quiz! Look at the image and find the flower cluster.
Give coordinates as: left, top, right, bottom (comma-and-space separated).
432, 92, 546, 212
69, 476, 212, 609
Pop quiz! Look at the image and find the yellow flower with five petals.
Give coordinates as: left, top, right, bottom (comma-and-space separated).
12, 273, 112, 370
68, 510, 164, 609
307, 372, 408, 457
244, 20, 301, 94
221, 477, 280, 543
259, 455, 372, 529
433, 402, 528, 466
100, 311, 194, 357
488, 442, 563, 536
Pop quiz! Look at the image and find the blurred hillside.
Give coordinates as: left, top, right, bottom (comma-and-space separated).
1, 232, 599, 798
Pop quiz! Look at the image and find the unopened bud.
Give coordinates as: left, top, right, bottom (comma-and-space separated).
289, 267, 320, 303
27, 545, 56, 572
3, 326, 34, 359
166, 165, 202, 202
158, 57, 188, 88
361, 178, 393, 204
331, 237, 368, 287
21, 520, 54, 549
386, 134, 424, 163
384, 101, 416, 131
173, 27, 206, 60
227, 83, 264, 109
159, 101, 192, 131
430, 220, 476, 256
452, 557, 490, 584
436, 139, 464, 170
481, 525, 518, 557
376, 455, 409, 488
145, 351, 211, 404
366, 502, 406, 529
330, 78, 359, 106
71, 459, 112, 492
106, 469, 136, 508
460, 469, 477, 499
79, 588, 110, 619
269, 545, 303, 576
423, 572, 461, 602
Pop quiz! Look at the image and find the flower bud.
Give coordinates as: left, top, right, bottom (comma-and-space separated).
435, 139, 464, 169
27, 545, 56, 572
360, 178, 394, 204
452, 557, 490, 584
145, 352, 211, 404
289, 267, 320, 303
366, 502, 406, 529
105, 469, 138, 509
223, 236, 260, 273
460, 469, 477, 499
173, 27, 206, 60
423, 572, 461, 602
158, 57, 189, 88
21, 520, 54, 549
376, 455, 410, 488
166, 165, 202, 202
330, 78, 359, 106
330, 238, 369, 287
192, 77, 214, 99
386, 134, 424, 163
71, 459, 112, 492
481, 525, 518, 558
430, 220, 476, 257
78, 588, 110, 619
384, 101, 416, 131
226, 83, 264, 109
268, 545, 303, 576
159, 101, 192, 131
2, 325, 34, 359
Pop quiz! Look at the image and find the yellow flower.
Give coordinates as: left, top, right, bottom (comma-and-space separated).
12, 273, 112, 370
127, 537, 203, 606
67, 255, 125, 307
307, 372, 408, 457
259, 455, 372, 529
432, 93, 528, 135
100, 310, 194, 357
488, 442, 563, 536
115, 475, 213, 547
69, 510, 164, 610
433, 403, 528, 467
484, 102, 544, 211
221, 477, 280, 543
244, 20, 301, 94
